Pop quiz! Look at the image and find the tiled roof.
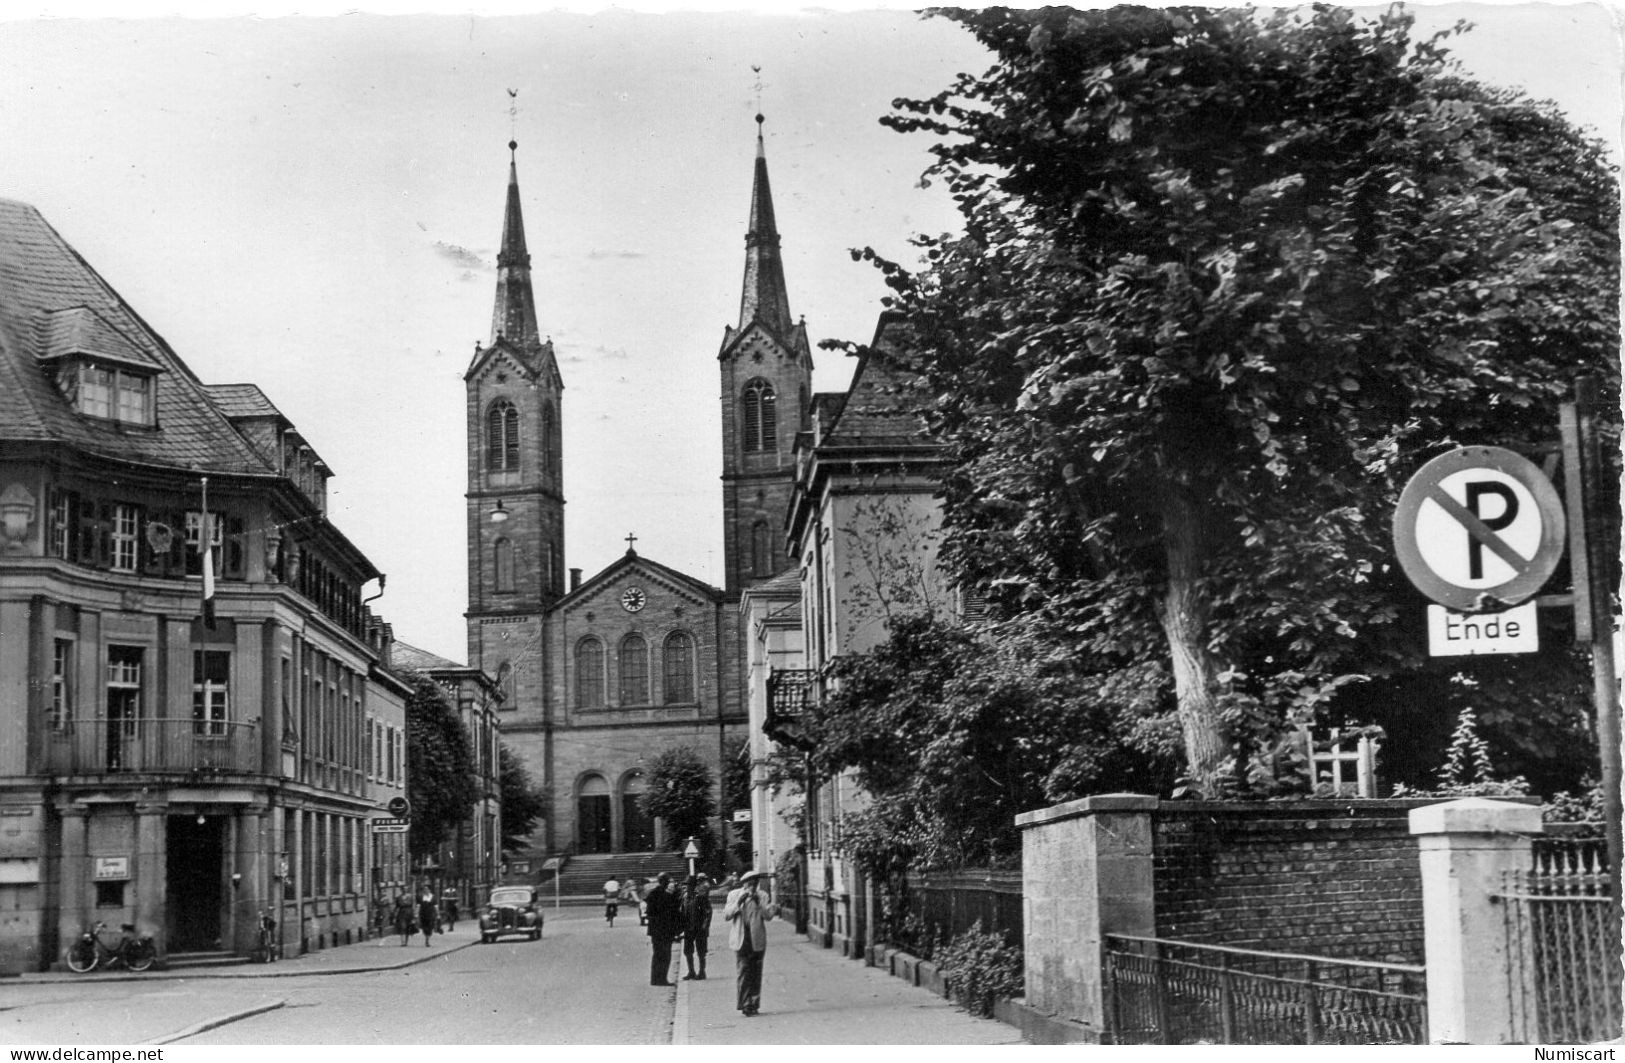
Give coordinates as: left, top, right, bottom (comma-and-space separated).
390, 640, 466, 673
0, 197, 273, 474
203, 383, 285, 421
37, 306, 161, 369
823, 318, 933, 449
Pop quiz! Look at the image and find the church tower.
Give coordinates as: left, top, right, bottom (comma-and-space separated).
465, 140, 564, 714
718, 115, 813, 596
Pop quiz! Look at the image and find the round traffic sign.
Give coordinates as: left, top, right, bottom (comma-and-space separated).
1393, 446, 1565, 611
387, 796, 411, 817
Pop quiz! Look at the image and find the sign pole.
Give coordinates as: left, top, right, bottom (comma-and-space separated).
1571, 377, 1622, 906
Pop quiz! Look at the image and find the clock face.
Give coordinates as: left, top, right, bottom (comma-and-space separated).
620, 587, 647, 613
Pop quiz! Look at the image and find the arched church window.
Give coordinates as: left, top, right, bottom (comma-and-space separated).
663, 632, 695, 704
619, 634, 649, 705
539, 402, 555, 476
494, 537, 515, 593
486, 400, 520, 472
741, 380, 777, 453
575, 637, 605, 709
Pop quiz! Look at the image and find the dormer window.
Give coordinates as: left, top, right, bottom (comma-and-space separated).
64, 361, 155, 425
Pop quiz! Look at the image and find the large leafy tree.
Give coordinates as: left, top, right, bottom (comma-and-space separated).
404, 672, 479, 860
498, 743, 548, 854
639, 746, 717, 852
864, 6, 1617, 793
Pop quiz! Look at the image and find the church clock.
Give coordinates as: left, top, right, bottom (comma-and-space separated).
620, 587, 647, 613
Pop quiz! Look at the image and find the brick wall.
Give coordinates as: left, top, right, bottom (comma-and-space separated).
1150, 799, 1443, 964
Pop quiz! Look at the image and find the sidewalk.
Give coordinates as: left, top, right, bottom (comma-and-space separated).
676, 935, 1023, 1045
17, 922, 486, 984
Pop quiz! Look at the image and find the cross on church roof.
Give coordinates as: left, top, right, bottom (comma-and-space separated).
625, 532, 638, 554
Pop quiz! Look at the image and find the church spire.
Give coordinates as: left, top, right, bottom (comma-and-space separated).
491, 139, 541, 350
738, 114, 794, 337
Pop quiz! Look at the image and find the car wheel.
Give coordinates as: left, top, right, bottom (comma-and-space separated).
482, 934, 494, 944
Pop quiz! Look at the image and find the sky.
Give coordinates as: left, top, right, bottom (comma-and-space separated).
1, 3, 1619, 661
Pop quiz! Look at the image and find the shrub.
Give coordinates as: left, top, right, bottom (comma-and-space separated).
934, 920, 1022, 1018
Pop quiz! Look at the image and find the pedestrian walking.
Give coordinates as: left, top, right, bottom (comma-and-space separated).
645, 872, 681, 985
723, 870, 772, 1016
417, 891, 438, 948
393, 893, 415, 947
442, 892, 459, 931
603, 876, 621, 925
681, 873, 713, 980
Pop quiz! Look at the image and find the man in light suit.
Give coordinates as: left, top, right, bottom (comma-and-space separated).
722, 869, 771, 1016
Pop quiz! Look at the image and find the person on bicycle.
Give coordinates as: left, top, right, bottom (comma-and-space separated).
603, 876, 621, 925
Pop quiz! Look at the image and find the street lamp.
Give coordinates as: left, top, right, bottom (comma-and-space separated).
490, 500, 509, 524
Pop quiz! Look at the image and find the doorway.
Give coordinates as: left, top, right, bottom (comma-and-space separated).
167, 815, 225, 952
577, 775, 611, 854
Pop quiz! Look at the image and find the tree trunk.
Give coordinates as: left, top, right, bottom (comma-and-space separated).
1155, 487, 1229, 789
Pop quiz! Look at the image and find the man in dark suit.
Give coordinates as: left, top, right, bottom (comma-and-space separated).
645, 872, 681, 985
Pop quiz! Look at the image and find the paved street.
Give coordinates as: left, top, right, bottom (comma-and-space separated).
1, 908, 1018, 1045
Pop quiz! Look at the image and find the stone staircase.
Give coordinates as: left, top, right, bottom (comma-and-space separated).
163, 949, 249, 971
544, 851, 691, 901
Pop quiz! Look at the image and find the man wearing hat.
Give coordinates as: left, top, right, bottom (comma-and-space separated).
645, 872, 681, 985
722, 870, 771, 1016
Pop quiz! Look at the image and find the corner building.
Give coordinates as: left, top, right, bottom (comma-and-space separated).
0, 198, 405, 972
466, 122, 809, 870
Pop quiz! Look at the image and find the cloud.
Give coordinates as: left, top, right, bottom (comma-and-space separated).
584, 249, 646, 260
433, 241, 489, 270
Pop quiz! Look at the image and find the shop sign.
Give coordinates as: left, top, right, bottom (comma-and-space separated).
93, 855, 130, 881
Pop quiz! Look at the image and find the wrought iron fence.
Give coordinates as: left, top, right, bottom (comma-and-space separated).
43, 717, 260, 775
1104, 934, 1427, 1044
912, 871, 1023, 953
1502, 834, 1622, 1044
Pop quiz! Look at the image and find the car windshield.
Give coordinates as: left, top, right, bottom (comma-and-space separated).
489, 888, 531, 905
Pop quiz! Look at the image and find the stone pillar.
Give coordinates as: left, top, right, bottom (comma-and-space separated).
1409, 797, 1541, 1044
133, 803, 167, 959
1015, 793, 1157, 1042
55, 805, 89, 960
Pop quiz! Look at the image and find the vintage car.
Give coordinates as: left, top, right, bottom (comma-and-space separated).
479, 885, 543, 943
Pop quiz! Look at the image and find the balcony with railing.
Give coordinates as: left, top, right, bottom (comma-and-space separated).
764, 668, 817, 751
44, 718, 261, 777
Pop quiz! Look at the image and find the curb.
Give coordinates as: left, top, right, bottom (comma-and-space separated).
19, 937, 482, 984
141, 998, 287, 1045
672, 972, 691, 1045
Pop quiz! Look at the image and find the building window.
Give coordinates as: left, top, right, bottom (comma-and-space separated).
741, 379, 777, 453
51, 639, 73, 730
95, 881, 126, 908
106, 646, 142, 772
70, 362, 154, 426
494, 538, 515, 593
184, 510, 224, 577
486, 400, 520, 473
192, 650, 230, 735
47, 490, 75, 559
618, 634, 649, 705
663, 632, 694, 704
110, 504, 140, 572
575, 638, 605, 709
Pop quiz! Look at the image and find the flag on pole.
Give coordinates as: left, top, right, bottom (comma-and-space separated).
200, 477, 216, 628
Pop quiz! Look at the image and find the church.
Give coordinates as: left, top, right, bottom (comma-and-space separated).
462, 117, 811, 868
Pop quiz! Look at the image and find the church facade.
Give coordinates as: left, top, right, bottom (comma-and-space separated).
464, 122, 809, 865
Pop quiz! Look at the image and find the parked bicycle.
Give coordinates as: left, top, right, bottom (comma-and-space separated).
63, 921, 156, 973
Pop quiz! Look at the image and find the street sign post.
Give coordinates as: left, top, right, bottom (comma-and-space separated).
683, 836, 700, 879
1425, 602, 1539, 657
1393, 446, 1566, 614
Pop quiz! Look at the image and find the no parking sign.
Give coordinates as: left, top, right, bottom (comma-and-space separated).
1392, 446, 1566, 613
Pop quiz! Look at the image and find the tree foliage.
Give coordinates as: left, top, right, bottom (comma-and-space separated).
638, 745, 717, 852
498, 742, 547, 854
404, 671, 478, 860
808, 613, 1174, 867
859, 5, 1617, 795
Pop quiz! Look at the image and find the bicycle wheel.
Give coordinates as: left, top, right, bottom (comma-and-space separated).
64, 939, 98, 973
125, 940, 156, 972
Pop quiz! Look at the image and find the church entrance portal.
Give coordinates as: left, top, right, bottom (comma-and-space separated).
621, 773, 654, 851
166, 815, 225, 952
577, 776, 611, 854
